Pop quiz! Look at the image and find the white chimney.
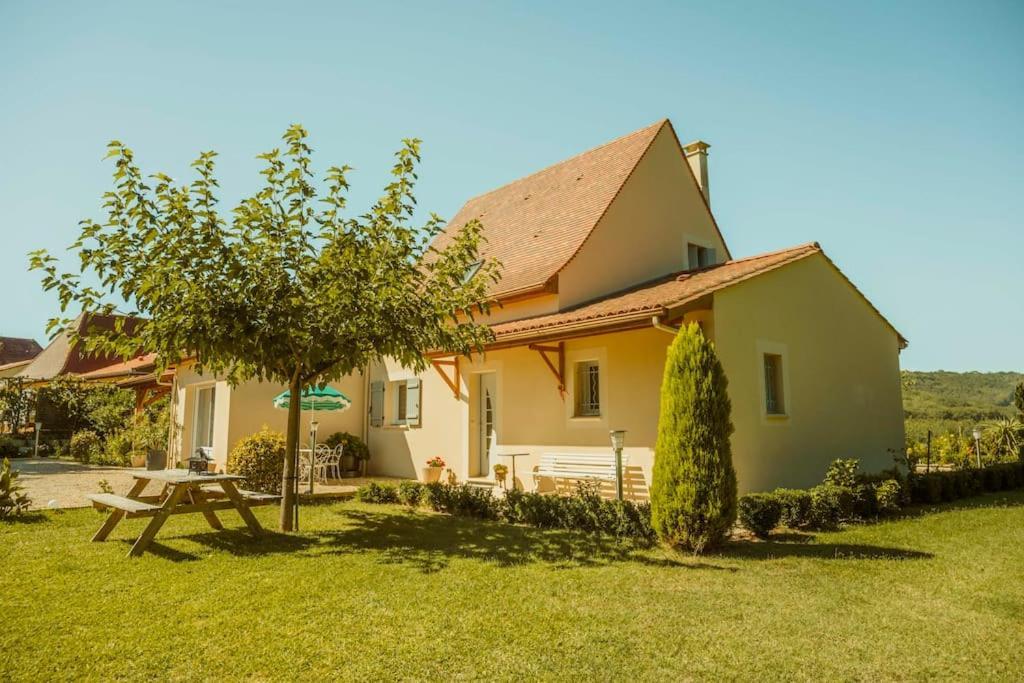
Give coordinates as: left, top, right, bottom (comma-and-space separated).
683, 140, 710, 205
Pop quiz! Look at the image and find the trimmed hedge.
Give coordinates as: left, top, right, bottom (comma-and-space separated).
739, 460, 1024, 538
737, 493, 781, 538
355, 480, 655, 544
226, 427, 286, 494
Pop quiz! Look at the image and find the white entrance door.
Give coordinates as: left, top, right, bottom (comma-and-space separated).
478, 373, 497, 476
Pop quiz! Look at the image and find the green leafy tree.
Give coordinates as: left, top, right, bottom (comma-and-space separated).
30, 125, 498, 531
0, 378, 34, 434
650, 323, 737, 553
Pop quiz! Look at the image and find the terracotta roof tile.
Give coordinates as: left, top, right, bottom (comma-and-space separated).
490, 243, 823, 340
78, 353, 158, 380
429, 120, 667, 298
0, 337, 42, 365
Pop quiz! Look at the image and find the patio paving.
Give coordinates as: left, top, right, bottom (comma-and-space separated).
8, 458, 143, 510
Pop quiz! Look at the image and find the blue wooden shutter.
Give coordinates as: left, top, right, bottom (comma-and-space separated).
369, 381, 385, 427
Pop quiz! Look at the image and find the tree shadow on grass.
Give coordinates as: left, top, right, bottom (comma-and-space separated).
119, 528, 318, 562
314, 508, 733, 574
721, 531, 932, 561
893, 490, 1024, 522
1, 512, 48, 525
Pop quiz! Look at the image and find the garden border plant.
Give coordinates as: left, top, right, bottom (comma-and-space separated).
737, 457, 1024, 537
355, 479, 656, 545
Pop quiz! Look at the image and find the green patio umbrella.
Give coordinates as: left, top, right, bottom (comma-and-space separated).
272, 385, 352, 411
273, 384, 352, 528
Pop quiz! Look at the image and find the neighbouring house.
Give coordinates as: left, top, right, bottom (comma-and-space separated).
0, 336, 42, 378
171, 119, 906, 494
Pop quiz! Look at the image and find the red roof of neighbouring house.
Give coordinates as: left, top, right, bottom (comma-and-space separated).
486, 243, 907, 347
429, 120, 721, 300
0, 337, 42, 365
16, 314, 145, 381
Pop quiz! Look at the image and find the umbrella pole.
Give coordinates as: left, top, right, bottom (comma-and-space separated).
309, 399, 316, 495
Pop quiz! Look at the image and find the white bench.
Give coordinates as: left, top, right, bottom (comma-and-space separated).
534, 452, 628, 492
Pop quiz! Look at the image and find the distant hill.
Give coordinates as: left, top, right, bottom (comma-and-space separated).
902, 370, 1024, 443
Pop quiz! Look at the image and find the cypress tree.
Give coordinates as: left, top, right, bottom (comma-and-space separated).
651, 322, 737, 553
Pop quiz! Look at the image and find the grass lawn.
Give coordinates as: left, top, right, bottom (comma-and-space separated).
2, 493, 1023, 681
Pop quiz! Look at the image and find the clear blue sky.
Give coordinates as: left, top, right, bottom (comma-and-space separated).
1, 1, 1021, 371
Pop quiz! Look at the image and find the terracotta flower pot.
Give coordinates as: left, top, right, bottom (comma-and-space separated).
421, 465, 443, 483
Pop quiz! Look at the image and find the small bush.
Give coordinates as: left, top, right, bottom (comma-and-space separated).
355, 481, 399, 504
738, 493, 782, 538
0, 436, 21, 459
98, 431, 133, 466
226, 427, 286, 494
1, 457, 31, 517
774, 488, 813, 528
851, 483, 878, 519
824, 459, 860, 488
69, 431, 101, 463
808, 485, 854, 530
397, 480, 424, 506
875, 480, 903, 515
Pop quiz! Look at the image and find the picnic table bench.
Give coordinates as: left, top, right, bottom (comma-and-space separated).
87, 470, 280, 558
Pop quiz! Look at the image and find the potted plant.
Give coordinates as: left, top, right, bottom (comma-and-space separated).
422, 456, 445, 483
493, 463, 508, 489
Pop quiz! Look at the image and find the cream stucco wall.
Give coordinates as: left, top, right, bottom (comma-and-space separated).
171, 367, 365, 470
367, 255, 903, 496
712, 252, 905, 492
557, 125, 729, 308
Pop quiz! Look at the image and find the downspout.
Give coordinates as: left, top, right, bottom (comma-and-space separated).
651, 315, 680, 335
362, 363, 371, 475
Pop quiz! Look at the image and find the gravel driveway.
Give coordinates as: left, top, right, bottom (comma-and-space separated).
8, 458, 144, 509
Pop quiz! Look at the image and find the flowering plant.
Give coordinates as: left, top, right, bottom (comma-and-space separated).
426, 456, 445, 468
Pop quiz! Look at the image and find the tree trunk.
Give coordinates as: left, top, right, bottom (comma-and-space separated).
279, 371, 302, 531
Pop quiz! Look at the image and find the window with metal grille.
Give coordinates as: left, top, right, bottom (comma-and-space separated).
763, 353, 785, 415
575, 361, 601, 417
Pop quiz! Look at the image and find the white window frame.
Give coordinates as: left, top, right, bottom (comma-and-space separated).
389, 378, 421, 427
566, 347, 608, 426
756, 340, 791, 423
574, 360, 601, 417
191, 383, 217, 455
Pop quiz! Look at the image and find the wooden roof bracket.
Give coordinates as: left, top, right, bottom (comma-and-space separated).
528, 342, 565, 398
431, 357, 461, 399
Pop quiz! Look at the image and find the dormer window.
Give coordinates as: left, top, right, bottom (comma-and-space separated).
687, 243, 716, 270
462, 260, 483, 283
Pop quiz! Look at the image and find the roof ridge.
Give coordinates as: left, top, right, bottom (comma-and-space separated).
460, 119, 668, 206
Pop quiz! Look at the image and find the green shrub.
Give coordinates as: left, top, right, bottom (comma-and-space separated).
502, 488, 563, 528
1, 457, 30, 517
423, 483, 500, 520
774, 488, 813, 528
69, 431, 101, 463
875, 480, 902, 515
824, 459, 860, 488
651, 323, 737, 553
98, 431, 133, 467
325, 432, 370, 462
851, 483, 878, 519
355, 481, 399, 504
0, 436, 21, 459
397, 480, 424, 506
737, 493, 782, 538
226, 427, 286, 494
808, 485, 854, 530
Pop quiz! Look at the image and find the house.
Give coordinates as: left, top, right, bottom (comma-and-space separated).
0, 336, 42, 378
171, 119, 906, 494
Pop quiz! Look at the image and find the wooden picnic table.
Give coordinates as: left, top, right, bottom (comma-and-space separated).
87, 470, 279, 558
